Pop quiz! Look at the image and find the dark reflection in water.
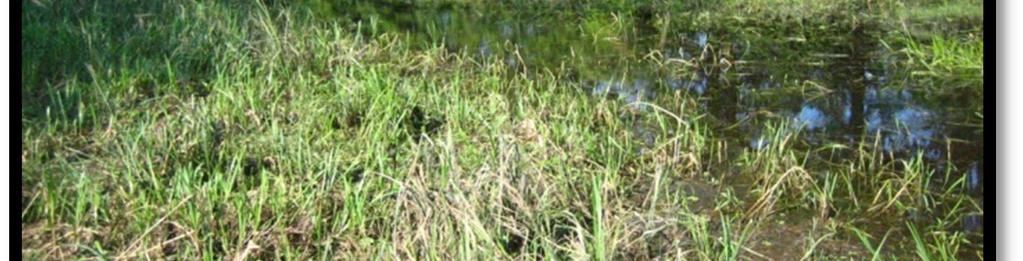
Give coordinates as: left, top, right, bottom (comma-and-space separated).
846, 24, 870, 136
708, 72, 739, 123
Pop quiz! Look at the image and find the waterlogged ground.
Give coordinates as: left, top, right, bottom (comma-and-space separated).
22, 0, 983, 259
329, 0, 984, 236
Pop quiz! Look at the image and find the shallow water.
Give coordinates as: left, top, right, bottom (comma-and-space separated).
334, 3, 980, 160
319, 1, 984, 250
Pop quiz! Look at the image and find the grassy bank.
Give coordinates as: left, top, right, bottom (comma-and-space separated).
22, 0, 983, 259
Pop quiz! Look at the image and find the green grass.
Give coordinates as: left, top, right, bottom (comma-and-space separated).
22, 0, 983, 259
894, 34, 984, 88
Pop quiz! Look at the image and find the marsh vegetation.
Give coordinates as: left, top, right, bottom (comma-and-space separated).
22, 0, 983, 259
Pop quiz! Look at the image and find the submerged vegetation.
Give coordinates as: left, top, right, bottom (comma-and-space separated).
22, 0, 983, 259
